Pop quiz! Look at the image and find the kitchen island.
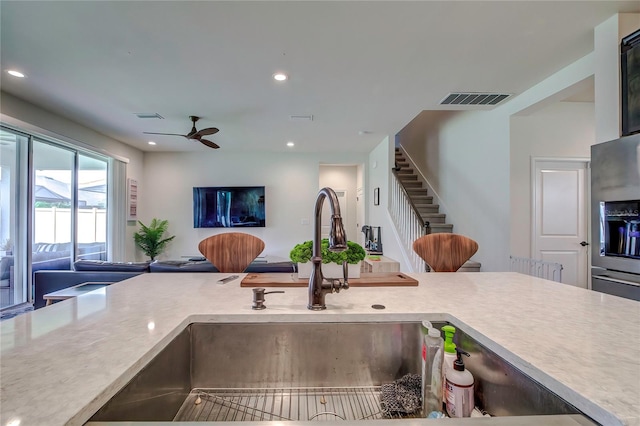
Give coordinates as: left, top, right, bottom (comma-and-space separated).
1, 272, 639, 425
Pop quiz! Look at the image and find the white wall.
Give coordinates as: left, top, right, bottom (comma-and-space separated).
510, 101, 595, 257
441, 110, 512, 271
141, 150, 366, 261
0, 92, 144, 260
398, 109, 511, 271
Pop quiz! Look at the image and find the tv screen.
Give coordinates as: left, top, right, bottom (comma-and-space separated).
193, 186, 265, 228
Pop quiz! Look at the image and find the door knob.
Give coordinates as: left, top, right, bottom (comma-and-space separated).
580, 241, 589, 246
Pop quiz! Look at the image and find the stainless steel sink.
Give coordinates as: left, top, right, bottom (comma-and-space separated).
87, 321, 597, 425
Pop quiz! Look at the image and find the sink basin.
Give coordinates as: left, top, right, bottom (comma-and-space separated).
88, 321, 596, 424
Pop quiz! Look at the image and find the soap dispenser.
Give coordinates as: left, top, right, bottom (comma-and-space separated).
441, 325, 457, 404
445, 349, 474, 418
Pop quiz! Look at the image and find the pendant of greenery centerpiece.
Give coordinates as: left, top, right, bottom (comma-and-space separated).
290, 239, 366, 279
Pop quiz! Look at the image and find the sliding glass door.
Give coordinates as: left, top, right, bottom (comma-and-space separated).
77, 154, 107, 260
0, 125, 110, 311
32, 140, 75, 274
32, 142, 108, 269
0, 129, 27, 309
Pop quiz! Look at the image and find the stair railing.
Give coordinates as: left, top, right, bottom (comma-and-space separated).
390, 167, 431, 272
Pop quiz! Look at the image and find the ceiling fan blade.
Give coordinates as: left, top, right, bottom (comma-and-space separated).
194, 127, 219, 137
143, 132, 188, 137
198, 138, 220, 149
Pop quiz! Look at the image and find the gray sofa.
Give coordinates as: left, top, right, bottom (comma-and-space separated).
33, 258, 296, 309
1, 242, 106, 308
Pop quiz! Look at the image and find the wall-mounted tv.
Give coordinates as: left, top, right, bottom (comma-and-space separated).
193, 186, 265, 228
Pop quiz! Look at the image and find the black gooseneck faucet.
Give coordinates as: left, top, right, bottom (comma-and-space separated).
308, 187, 349, 310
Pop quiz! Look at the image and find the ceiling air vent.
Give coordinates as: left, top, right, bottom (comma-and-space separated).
440, 93, 511, 106
134, 112, 164, 119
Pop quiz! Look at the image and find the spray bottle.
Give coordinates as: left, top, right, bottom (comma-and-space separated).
440, 325, 457, 407
421, 323, 444, 416
445, 348, 474, 418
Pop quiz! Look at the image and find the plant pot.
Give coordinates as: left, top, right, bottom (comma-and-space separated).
297, 262, 361, 279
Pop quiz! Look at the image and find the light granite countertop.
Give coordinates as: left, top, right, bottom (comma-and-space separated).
1, 272, 639, 426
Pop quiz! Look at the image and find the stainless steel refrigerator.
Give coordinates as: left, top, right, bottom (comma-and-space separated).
591, 133, 640, 300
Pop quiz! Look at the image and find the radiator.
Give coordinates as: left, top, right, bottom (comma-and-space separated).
509, 256, 563, 283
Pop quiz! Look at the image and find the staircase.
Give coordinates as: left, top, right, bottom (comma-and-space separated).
394, 149, 453, 233
392, 148, 481, 272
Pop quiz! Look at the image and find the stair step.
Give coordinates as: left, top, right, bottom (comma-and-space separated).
426, 260, 481, 272
458, 260, 481, 272
408, 196, 431, 203
427, 223, 454, 233
421, 213, 446, 223
406, 188, 429, 195
402, 181, 422, 188
396, 168, 414, 174
398, 174, 417, 181
412, 198, 433, 205
416, 204, 440, 213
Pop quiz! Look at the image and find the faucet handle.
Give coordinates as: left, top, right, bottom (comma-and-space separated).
342, 261, 349, 290
252, 287, 285, 310
326, 262, 350, 293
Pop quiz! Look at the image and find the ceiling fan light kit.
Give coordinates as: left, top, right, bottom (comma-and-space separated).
143, 116, 220, 149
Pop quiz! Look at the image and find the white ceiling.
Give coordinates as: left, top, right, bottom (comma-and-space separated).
1, 1, 638, 153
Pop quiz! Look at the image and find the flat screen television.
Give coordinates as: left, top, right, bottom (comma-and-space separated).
622, 29, 640, 136
193, 186, 265, 228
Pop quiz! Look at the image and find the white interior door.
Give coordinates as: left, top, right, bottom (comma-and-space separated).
321, 189, 347, 240
533, 159, 589, 288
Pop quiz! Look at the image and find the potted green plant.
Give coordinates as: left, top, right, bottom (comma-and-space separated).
290, 239, 366, 279
133, 218, 175, 261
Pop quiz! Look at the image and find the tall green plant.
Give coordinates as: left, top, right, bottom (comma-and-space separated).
133, 218, 175, 261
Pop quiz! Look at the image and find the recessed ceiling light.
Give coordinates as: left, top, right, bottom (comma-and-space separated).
273, 73, 288, 81
289, 115, 313, 121
287, 141, 295, 147
148, 141, 156, 145
7, 70, 25, 78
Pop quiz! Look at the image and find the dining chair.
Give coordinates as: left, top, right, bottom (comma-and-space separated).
198, 232, 265, 273
412, 233, 478, 272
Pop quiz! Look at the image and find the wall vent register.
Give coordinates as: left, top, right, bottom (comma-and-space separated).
440, 92, 511, 106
